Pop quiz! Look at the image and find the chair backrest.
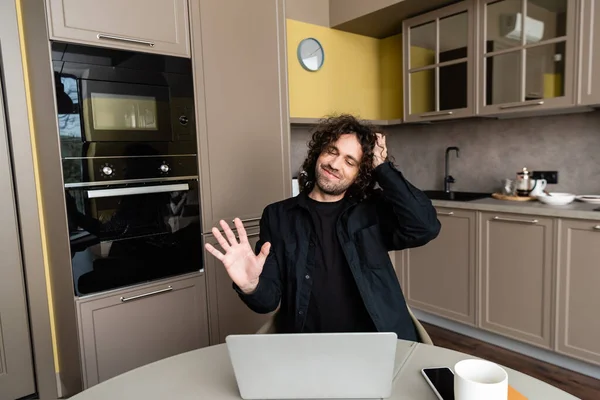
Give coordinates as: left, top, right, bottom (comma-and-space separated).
406, 304, 434, 345
256, 313, 277, 334
255, 305, 434, 345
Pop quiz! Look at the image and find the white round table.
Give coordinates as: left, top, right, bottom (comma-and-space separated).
69, 340, 579, 399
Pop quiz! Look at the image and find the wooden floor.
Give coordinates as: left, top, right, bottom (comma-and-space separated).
423, 323, 600, 400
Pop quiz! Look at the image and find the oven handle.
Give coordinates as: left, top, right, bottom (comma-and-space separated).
87, 183, 189, 199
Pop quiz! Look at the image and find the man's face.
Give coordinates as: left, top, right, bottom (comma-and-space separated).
314, 133, 363, 196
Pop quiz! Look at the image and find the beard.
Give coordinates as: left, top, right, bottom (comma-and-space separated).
314, 164, 353, 196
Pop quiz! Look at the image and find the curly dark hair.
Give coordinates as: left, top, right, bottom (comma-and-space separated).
299, 114, 384, 200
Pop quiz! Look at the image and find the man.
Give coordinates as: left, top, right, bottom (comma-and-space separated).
205, 114, 441, 341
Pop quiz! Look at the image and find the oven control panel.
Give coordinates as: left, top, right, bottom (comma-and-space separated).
62, 156, 198, 186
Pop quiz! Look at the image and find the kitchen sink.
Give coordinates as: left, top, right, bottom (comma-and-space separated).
423, 190, 491, 202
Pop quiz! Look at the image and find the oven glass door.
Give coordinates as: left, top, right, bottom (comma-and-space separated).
66, 181, 202, 296
81, 79, 173, 142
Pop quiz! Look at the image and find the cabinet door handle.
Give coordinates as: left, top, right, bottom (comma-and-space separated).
97, 33, 155, 47
594, 225, 600, 231
437, 211, 454, 216
420, 111, 453, 118
499, 100, 544, 109
235, 232, 260, 240
493, 216, 539, 224
120, 286, 172, 302
232, 217, 261, 224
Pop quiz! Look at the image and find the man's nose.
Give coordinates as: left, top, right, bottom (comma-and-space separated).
329, 157, 342, 170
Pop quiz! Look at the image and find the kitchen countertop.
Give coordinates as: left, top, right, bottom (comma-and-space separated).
431, 197, 600, 221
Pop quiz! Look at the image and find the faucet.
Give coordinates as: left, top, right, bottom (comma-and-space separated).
444, 146, 460, 193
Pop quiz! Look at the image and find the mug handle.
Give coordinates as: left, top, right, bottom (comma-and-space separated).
528, 180, 538, 194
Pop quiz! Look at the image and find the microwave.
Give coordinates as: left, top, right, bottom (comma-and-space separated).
52, 42, 196, 158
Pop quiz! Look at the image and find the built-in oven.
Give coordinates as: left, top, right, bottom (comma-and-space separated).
52, 42, 203, 296
66, 178, 202, 296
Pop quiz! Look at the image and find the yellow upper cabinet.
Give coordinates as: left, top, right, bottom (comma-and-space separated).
402, 1, 477, 122
286, 19, 404, 122
287, 19, 381, 120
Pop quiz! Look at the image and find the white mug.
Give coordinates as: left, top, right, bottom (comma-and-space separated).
454, 359, 508, 400
529, 178, 548, 197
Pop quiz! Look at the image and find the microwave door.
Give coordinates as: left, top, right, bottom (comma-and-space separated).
80, 79, 172, 142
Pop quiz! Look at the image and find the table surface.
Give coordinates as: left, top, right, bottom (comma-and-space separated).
69, 340, 580, 400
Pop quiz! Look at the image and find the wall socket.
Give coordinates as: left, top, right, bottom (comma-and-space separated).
532, 171, 558, 184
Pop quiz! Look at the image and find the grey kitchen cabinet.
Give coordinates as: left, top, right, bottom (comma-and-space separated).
45, 0, 190, 57
478, 0, 578, 115
190, 0, 291, 231
479, 212, 554, 349
204, 229, 274, 344
404, 208, 477, 325
0, 69, 36, 400
402, 0, 477, 122
76, 273, 209, 388
556, 219, 600, 366
578, 0, 600, 105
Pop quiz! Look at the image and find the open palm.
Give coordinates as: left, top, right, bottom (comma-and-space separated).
205, 218, 270, 294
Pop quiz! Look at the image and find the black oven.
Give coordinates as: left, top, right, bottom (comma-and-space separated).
66, 178, 202, 296
52, 43, 203, 296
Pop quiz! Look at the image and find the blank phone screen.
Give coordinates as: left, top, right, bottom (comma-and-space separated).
423, 368, 455, 400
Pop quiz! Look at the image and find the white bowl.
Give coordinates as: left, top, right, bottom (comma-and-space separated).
536, 192, 575, 206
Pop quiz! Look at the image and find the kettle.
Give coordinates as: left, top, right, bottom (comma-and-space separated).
515, 167, 546, 197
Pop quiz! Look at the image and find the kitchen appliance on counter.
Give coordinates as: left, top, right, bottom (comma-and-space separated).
52, 43, 202, 296
515, 167, 546, 197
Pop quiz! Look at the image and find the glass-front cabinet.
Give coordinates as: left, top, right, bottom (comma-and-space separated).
478, 0, 577, 114
402, 1, 477, 122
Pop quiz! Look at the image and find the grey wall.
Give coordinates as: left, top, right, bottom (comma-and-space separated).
290, 111, 600, 194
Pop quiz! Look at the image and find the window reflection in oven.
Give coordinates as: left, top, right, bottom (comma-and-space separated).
66, 181, 202, 296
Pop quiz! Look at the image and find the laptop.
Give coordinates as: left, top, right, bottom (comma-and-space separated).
226, 332, 398, 399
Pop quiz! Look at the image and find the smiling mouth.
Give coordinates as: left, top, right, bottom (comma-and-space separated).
322, 166, 339, 179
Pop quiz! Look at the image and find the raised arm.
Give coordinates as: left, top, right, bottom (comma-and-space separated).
204, 210, 281, 314
234, 209, 282, 313
372, 134, 441, 250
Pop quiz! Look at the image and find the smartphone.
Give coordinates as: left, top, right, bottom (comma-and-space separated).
421, 367, 455, 400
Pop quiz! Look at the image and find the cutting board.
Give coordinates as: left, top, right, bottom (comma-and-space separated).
492, 193, 536, 202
